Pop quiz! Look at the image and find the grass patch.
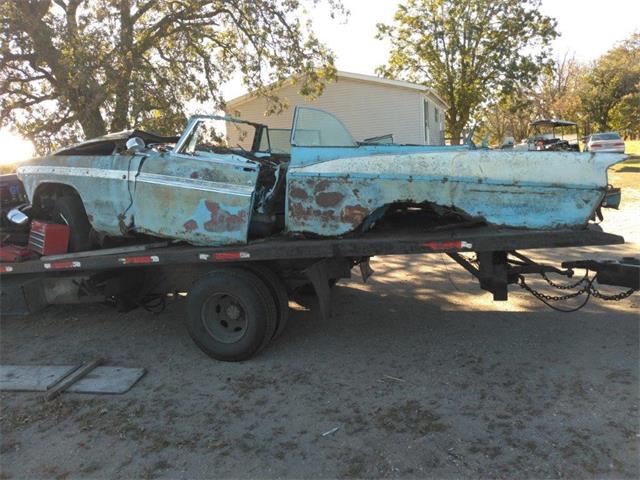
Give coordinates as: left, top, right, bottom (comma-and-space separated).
625, 140, 640, 156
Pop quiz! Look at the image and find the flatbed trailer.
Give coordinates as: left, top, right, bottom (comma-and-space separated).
1, 225, 637, 361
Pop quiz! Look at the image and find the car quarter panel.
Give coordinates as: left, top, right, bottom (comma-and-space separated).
131, 153, 259, 245
17, 155, 140, 236
286, 149, 625, 234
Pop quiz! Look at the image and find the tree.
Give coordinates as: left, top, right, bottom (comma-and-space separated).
579, 33, 640, 133
377, 0, 558, 143
479, 54, 588, 145
533, 54, 585, 122
0, 0, 342, 152
480, 89, 534, 145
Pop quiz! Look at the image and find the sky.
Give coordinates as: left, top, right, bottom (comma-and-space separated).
312, 0, 638, 77
1, 0, 638, 164
224, 0, 639, 100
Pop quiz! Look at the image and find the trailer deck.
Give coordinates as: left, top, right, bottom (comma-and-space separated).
1, 224, 635, 362
0, 225, 624, 275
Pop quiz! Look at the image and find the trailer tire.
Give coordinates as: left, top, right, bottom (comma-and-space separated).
52, 195, 93, 252
244, 264, 289, 340
186, 269, 277, 361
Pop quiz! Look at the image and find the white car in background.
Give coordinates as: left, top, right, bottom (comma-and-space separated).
585, 132, 626, 153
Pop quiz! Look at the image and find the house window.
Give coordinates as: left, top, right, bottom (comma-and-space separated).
423, 99, 430, 144
434, 107, 439, 123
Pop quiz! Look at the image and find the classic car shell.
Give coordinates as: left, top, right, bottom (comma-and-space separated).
286, 148, 624, 234
15, 107, 626, 248
18, 152, 259, 245
17, 122, 262, 246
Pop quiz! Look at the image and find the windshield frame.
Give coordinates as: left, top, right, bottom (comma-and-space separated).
174, 115, 271, 155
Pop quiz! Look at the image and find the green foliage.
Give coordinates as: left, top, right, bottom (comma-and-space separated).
480, 89, 534, 145
479, 34, 640, 145
0, 0, 342, 153
480, 55, 588, 144
580, 33, 640, 133
377, 0, 558, 142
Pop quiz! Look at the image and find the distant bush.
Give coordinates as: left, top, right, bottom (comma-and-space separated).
0, 164, 17, 174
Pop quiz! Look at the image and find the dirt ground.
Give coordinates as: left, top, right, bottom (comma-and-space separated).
1, 164, 638, 479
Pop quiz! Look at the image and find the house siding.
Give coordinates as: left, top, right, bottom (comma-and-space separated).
226, 77, 446, 145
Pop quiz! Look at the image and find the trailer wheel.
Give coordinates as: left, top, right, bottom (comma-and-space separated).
52, 195, 93, 252
244, 264, 289, 340
186, 269, 277, 361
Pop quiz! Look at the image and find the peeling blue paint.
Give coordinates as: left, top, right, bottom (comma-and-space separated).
285, 149, 625, 235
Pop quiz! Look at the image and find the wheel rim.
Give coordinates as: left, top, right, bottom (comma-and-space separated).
201, 293, 249, 344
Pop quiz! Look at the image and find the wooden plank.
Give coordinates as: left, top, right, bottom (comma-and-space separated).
0, 365, 145, 394
44, 358, 103, 401
67, 367, 146, 394
0, 365, 78, 391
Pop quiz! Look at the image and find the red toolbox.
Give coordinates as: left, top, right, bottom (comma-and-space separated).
28, 221, 70, 255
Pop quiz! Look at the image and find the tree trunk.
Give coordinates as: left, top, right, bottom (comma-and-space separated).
77, 107, 107, 139
448, 121, 467, 145
111, 0, 134, 131
446, 106, 469, 145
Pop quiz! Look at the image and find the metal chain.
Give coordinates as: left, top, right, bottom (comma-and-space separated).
519, 276, 590, 301
541, 271, 589, 290
589, 284, 637, 301
519, 274, 637, 312
518, 275, 593, 312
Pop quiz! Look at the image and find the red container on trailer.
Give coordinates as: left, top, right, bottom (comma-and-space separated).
28, 221, 70, 255
0, 244, 33, 262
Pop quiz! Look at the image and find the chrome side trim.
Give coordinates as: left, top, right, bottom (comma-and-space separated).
17, 165, 132, 181
17, 165, 253, 196
136, 172, 254, 197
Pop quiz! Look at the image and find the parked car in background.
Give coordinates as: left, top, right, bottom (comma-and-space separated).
585, 132, 625, 153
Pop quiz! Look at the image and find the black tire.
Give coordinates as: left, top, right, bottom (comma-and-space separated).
52, 195, 93, 252
186, 268, 277, 362
244, 264, 290, 340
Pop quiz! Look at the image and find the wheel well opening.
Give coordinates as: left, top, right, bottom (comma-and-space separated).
32, 183, 82, 214
355, 201, 484, 235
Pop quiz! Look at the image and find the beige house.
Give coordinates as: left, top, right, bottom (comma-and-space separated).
224, 71, 448, 148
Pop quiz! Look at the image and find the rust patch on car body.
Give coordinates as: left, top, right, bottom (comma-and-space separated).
203, 200, 247, 232
316, 191, 344, 207
340, 205, 370, 227
289, 187, 308, 200
314, 180, 331, 192
183, 219, 197, 231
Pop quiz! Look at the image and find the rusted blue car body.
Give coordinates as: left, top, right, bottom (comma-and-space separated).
18, 118, 267, 246
285, 107, 624, 235
285, 149, 621, 234
16, 107, 625, 248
